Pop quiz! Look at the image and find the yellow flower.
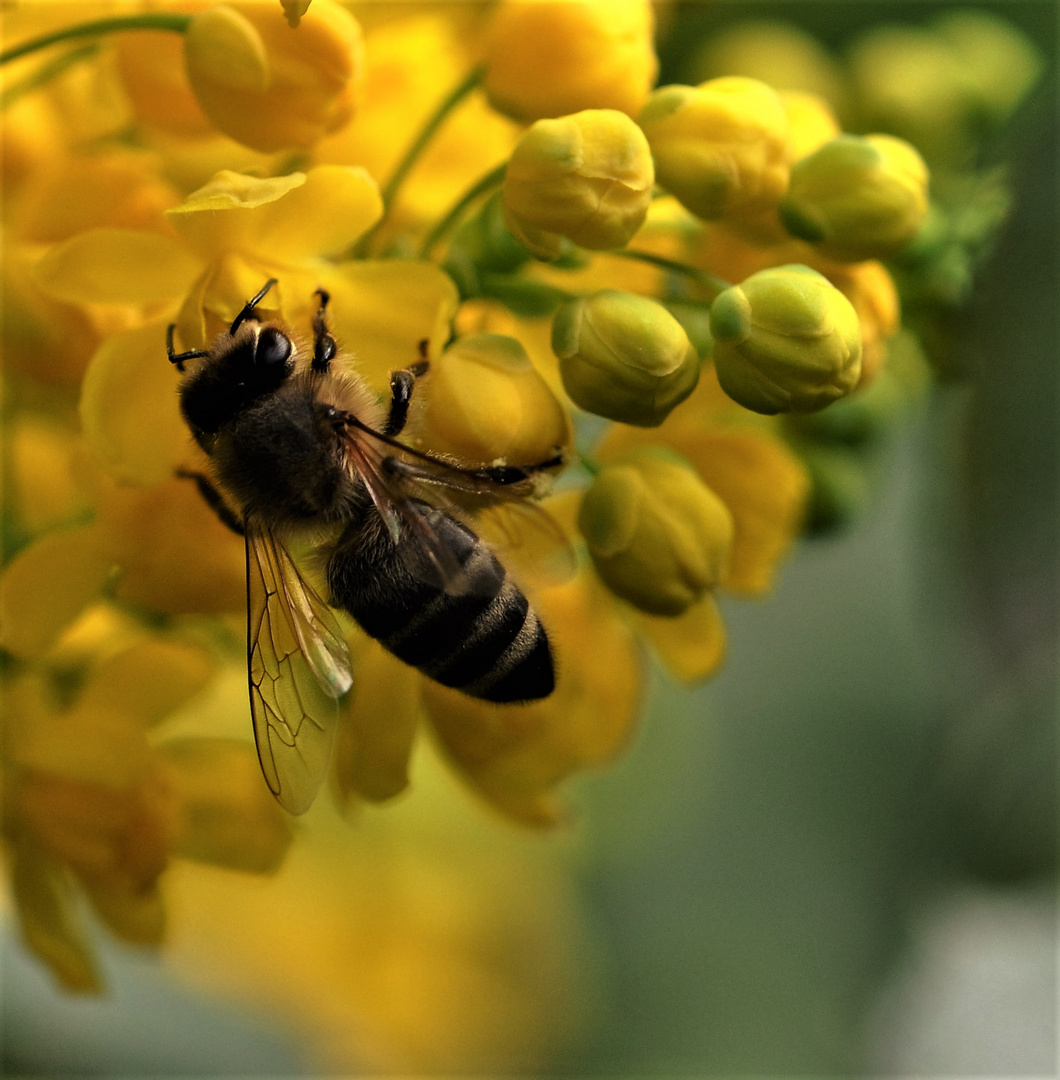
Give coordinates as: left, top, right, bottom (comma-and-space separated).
483, 0, 658, 123
710, 264, 862, 414
422, 568, 643, 826
638, 77, 790, 223
0, 633, 292, 991
780, 89, 841, 162
316, 13, 519, 229
779, 134, 930, 262
598, 375, 811, 596
184, 0, 365, 151
418, 333, 573, 466
579, 449, 733, 616
502, 109, 654, 259
551, 289, 700, 425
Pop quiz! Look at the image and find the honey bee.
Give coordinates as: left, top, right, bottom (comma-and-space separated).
167, 279, 564, 814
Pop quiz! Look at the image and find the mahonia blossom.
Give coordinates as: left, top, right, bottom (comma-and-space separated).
0, 0, 1035, 1011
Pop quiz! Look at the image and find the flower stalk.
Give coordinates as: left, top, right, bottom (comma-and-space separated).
0, 13, 192, 66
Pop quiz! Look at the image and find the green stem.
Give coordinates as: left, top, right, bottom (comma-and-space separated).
604, 248, 731, 299
354, 66, 484, 257
0, 42, 99, 109
0, 13, 192, 66
418, 161, 507, 259
578, 452, 602, 477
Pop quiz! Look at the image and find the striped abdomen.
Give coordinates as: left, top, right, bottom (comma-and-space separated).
326, 505, 554, 703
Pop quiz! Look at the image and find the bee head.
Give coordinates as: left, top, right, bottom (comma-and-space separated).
179, 321, 296, 438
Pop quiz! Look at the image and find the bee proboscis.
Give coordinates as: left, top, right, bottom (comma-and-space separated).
168, 280, 564, 814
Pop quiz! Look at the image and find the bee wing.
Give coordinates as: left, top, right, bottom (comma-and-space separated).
341, 417, 570, 594
246, 530, 353, 815
342, 431, 479, 595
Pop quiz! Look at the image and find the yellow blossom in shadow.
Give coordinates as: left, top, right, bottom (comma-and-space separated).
599, 373, 811, 596
316, 12, 519, 229
484, 0, 658, 123
0, 626, 293, 991
184, 0, 366, 152
163, 752, 597, 1072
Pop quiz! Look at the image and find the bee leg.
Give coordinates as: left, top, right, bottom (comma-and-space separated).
311, 288, 337, 374
176, 468, 245, 536
382, 354, 430, 436
229, 278, 278, 335
166, 324, 209, 374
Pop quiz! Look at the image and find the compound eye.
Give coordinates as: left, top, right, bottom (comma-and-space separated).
256, 327, 292, 366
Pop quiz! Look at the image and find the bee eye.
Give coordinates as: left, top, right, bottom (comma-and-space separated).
256, 328, 292, 366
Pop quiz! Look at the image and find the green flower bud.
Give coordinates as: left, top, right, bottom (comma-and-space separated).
638, 77, 790, 222
503, 109, 654, 260
709, 265, 862, 415
552, 290, 700, 426
579, 449, 734, 616
779, 134, 929, 262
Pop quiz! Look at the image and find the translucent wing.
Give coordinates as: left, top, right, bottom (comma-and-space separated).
246, 530, 353, 814
341, 414, 570, 594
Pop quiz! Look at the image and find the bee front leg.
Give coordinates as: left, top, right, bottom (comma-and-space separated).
311, 288, 337, 374
176, 468, 245, 536
383, 345, 430, 437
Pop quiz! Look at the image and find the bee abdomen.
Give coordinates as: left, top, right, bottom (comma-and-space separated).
328, 516, 554, 703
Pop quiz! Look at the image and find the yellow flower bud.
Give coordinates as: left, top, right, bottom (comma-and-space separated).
779, 134, 929, 262
484, 0, 658, 123
502, 110, 654, 260
185, 0, 365, 152
579, 450, 733, 616
780, 90, 841, 161
638, 77, 790, 222
420, 333, 572, 465
552, 290, 700, 426
709, 265, 862, 414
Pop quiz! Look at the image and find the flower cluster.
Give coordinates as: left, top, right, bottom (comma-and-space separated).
0, 0, 1037, 1014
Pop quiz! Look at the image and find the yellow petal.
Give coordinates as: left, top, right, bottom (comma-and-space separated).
252, 165, 383, 260
633, 592, 727, 683
9, 843, 102, 993
166, 170, 306, 258
79, 320, 191, 486
166, 166, 381, 262
32, 229, 200, 304
77, 640, 216, 727
184, 4, 270, 94
422, 572, 642, 825
96, 477, 246, 616
334, 637, 421, 803
323, 260, 460, 391
161, 738, 293, 874
0, 525, 114, 660
81, 877, 166, 946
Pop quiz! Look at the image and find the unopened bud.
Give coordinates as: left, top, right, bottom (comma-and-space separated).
709, 264, 862, 414
638, 77, 790, 222
421, 334, 571, 465
579, 449, 733, 616
779, 134, 929, 261
503, 109, 654, 260
552, 290, 700, 426
484, 0, 657, 123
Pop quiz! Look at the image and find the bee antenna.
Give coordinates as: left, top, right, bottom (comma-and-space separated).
166, 323, 209, 372
230, 278, 279, 335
